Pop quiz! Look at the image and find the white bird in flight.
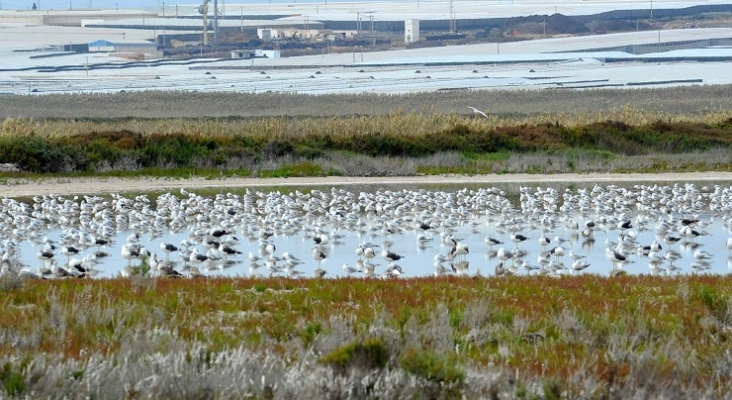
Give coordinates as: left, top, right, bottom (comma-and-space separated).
467, 106, 489, 119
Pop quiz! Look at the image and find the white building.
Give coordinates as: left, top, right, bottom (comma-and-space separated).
254, 49, 281, 58
257, 28, 280, 41
88, 39, 158, 54
405, 19, 420, 43
231, 50, 254, 59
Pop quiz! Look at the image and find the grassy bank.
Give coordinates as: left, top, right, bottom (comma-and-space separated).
0, 275, 730, 398
1, 109, 732, 176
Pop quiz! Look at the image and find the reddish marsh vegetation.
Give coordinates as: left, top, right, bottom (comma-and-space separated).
0, 275, 730, 398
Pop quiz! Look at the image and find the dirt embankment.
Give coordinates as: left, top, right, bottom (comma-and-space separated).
3, 172, 732, 197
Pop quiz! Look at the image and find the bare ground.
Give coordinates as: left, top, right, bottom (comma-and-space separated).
4, 85, 732, 118
3, 172, 732, 197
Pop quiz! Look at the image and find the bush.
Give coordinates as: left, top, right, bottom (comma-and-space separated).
0, 135, 85, 173
700, 287, 730, 324
254, 283, 267, 293
299, 322, 322, 348
0, 274, 24, 293
400, 349, 465, 385
0, 362, 25, 397
263, 139, 295, 160
319, 338, 389, 374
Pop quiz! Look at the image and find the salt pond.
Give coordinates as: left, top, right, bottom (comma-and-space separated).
4, 181, 732, 279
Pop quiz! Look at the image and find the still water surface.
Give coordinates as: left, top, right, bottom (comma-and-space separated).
8, 181, 732, 278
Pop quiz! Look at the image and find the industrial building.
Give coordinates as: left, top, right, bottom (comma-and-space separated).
257, 28, 280, 41
0, 9, 156, 27
405, 20, 420, 43
85, 17, 324, 36
5, 2, 732, 38
255, 49, 280, 58
230, 49, 280, 59
88, 39, 157, 53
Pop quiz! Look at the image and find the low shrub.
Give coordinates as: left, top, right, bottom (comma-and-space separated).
400, 349, 465, 385
0, 362, 25, 397
0, 274, 24, 293
319, 338, 389, 374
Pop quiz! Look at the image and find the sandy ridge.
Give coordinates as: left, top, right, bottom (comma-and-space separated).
2, 172, 732, 197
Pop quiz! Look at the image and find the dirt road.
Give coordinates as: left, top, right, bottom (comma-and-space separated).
3, 172, 731, 197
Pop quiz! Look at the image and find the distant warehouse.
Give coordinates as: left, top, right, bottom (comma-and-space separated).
88, 39, 162, 58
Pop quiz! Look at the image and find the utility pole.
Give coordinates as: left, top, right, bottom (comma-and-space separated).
650, 0, 653, 19
449, 0, 454, 32
543, 18, 546, 37
202, 0, 209, 46
213, 0, 219, 49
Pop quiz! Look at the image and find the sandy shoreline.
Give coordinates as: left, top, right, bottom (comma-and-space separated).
2, 172, 732, 197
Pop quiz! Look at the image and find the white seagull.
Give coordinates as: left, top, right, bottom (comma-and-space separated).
467, 106, 489, 119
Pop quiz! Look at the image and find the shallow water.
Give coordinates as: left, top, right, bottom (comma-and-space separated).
15, 214, 732, 279
5, 181, 732, 278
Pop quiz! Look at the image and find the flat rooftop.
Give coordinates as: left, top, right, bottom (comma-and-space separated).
86, 17, 324, 30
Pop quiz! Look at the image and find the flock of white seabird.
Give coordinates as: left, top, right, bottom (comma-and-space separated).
0, 183, 731, 279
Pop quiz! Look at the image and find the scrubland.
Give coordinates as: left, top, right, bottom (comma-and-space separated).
0, 275, 730, 399
1, 105, 732, 176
